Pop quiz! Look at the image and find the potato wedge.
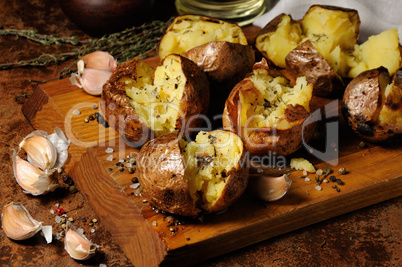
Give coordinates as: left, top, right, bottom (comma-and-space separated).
101, 54, 209, 146
137, 130, 248, 216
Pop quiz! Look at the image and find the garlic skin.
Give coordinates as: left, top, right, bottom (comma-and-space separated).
64, 221, 97, 260
249, 174, 292, 202
80, 51, 117, 73
12, 151, 58, 196
70, 50, 117, 96
1, 202, 42, 241
20, 135, 57, 171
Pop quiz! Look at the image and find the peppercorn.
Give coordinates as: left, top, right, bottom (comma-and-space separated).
336, 179, 344, 185
339, 168, 347, 175
329, 175, 337, 182
62, 174, 74, 186
131, 177, 139, 183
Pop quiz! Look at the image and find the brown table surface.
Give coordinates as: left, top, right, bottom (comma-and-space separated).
0, 0, 400, 266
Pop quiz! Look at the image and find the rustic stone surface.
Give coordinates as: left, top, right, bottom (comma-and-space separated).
0, 1, 400, 266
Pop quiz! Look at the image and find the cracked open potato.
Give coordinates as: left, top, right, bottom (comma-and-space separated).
342, 67, 402, 142
223, 59, 315, 156
255, 5, 402, 97
101, 54, 209, 146
159, 15, 255, 89
137, 130, 248, 216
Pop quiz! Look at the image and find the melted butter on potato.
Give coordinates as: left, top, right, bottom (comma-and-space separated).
241, 68, 312, 130
125, 55, 185, 136
159, 15, 247, 60
180, 131, 243, 210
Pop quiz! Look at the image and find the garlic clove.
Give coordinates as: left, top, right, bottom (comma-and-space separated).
64, 221, 97, 260
1, 202, 43, 241
20, 135, 57, 171
13, 150, 58, 196
249, 174, 292, 202
80, 68, 112, 95
80, 51, 117, 73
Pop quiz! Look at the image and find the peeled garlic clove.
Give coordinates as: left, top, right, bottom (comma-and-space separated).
64, 221, 97, 260
80, 68, 112, 95
80, 51, 117, 73
13, 150, 58, 196
249, 174, 292, 202
20, 135, 57, 170
1, 202, 42, 240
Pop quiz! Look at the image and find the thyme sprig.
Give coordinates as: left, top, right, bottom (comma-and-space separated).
0, 18, 173, 78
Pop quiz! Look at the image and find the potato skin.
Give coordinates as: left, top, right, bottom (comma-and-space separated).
101, 55, 209, 147
101, 58, 154, 145
223, 60, 315, 156
342, 67, 402, 142
137, 131, 248, 216
285, 40, 344, 97
137, 132, 200, 216
182, 41, 255, 89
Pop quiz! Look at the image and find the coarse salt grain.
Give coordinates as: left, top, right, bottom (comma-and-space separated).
91, 228, 96, 233
130, 183, 140, 189
152, 221, 157, 227
50, 209, 55, 215
119, 158, 125, 163
106, 155, 113, 161
126, 163, 132, 168
305, 177, 311, 182
72, 110, 81, 115
315, 185, 322, 191
105, 147, 114, 153
55, 215, 62, 223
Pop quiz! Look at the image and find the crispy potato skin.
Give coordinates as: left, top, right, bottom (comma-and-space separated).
223, 61, 315, 156
137, 131, 248, 216
285, 40, 344, 97
101, 58, 154, 145
183, 41, 255, 89
342, 67, 402, 142
137, 132, 200, 216
101, 56, 209, 146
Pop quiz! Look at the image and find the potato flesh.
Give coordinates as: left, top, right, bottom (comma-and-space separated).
290, 158, 316, 173
258, 6, 401, 79
180, 131, 242, 210
159, 17, 247, 60
301, 6, 358, 54
256, 15, 302, 68
378, 78, 402, 125
240, 69, 312, 130
348, 29, 401, 78
125, 56, 185, 136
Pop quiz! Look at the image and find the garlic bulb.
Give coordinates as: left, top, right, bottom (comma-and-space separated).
20, 135, 57, 171
1, 202, 42, 241
12, 151, 58, 196
64, 221, 97, 260
13, 128, 70, 196
70, 51, 117, 96
249, 174, 292, 202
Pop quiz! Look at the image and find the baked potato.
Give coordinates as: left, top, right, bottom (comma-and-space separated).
255, 5, 402, 97
342, 67, 402, 142
137, 130, 248, 216
223, 59, 315, 156
158, 15, 255, 89
101, 54, 209, 146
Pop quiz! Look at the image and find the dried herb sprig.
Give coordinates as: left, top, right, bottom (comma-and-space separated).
0, 18, 173, 78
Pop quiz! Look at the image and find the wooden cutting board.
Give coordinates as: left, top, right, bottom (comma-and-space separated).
21, 43, 402, 267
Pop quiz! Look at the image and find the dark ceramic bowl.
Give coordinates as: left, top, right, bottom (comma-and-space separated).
59, 0, 155, 36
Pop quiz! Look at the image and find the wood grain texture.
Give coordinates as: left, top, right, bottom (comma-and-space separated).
21, 40, 401, 267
